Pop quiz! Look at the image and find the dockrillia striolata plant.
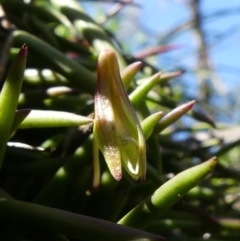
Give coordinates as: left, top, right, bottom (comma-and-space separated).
93, 49, 146, 182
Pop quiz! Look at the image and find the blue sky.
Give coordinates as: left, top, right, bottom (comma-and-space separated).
134, 0, 240, 88
80, 0, 240, 123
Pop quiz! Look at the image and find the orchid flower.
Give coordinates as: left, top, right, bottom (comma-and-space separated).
93, 49, 146, 185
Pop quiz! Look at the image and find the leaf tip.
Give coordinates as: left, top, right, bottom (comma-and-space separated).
189, 100, 196, 108
210, 156, 218, 168
19, 43, 28, 58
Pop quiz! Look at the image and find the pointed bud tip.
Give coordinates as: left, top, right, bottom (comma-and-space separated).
211, 156, 218, 166
19, 43, 28, 58
174, 70, 185, 76
114, 173, 122, 181
155, 111, 164, 118
156, 72, 162, 78
126, 61, 142, 72
98, 49, 117, 67
183, 100, 196, 111
188, 100, 196, 108
101, 49, 115, 57
133, 61, 142, 68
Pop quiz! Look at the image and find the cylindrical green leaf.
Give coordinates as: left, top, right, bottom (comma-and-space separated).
118, 157, 217, 229
18, 87, 75, 105
56, 0, 126, 69
13, 110, 93, 129
129, 72, 161, 108
138, 70, 183, 85
121, 61, 142, 89
0, 44, 27, 168
12, 30, 96, 94
153, 100, 196, 134
219, 218, 240, 231
0, 199, 165, 241
141, 112, 164, 140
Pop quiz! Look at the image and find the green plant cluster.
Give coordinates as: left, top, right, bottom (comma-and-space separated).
0, 1, 239, 241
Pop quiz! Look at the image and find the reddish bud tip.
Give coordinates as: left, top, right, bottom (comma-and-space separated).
187, 100, 196, 110
19, 43, 28, 58
114, 173, 122, 181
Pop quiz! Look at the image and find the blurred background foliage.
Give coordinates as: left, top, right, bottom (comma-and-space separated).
0, 0, 240, 241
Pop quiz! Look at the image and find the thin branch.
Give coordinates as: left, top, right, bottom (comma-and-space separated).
205, 6, 240, 20
160, 6, 240, 42
98, 0, 141, 24
80, 0, 139, 4
188, 0, 212, 100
